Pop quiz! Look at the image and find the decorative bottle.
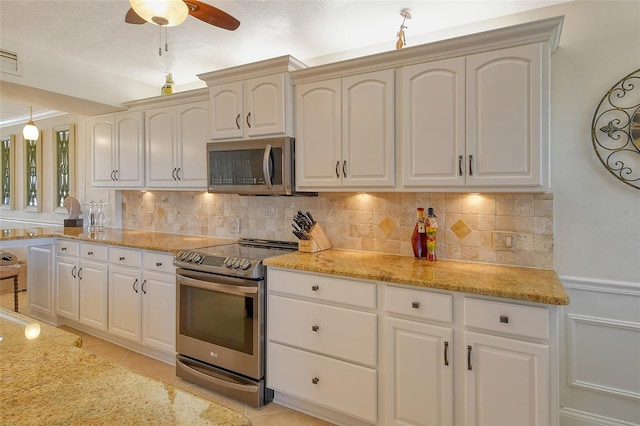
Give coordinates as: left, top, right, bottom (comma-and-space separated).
88, 200, 96, 232
411, 207, 428, 259
96, 200, 105, 232
161, 73, 174, 96
425, 207, 438, 261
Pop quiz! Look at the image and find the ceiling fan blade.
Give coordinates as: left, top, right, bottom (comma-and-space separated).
184, 0, 240, 31
125, 7, 147, 24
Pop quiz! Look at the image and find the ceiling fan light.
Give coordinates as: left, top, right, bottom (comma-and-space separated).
22, 107, 39, 140
129, 0, 189, 27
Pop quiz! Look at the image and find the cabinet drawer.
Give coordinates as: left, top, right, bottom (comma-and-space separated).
55, 240, 79, 257
464, 298, 549, 340
268, 269, 376, 309
269, 295, 377, 367
268, 342, 377, 423
142, 252, 175, 274
109, 247, 142, 268
386, 285, 452, 323
80, 243, 108, 262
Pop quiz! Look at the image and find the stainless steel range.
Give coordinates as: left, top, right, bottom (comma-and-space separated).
174, 238, 297, 407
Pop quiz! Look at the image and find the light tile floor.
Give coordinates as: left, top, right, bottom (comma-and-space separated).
1, 291, 335, 426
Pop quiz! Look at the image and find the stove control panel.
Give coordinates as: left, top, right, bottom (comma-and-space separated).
224, 257, 252, 270
176, 250, 204, 264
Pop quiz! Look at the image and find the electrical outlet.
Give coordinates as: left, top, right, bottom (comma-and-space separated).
492, 231, 515, 251
229, 218, 240, 233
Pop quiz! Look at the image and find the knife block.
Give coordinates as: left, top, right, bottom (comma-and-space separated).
298, 223, 332, 253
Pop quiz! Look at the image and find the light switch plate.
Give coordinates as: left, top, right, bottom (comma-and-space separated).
492, 231, 515, 251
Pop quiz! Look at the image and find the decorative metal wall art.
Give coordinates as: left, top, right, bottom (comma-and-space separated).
591, 68, 640, 190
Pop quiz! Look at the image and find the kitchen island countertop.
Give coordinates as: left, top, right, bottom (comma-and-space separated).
264, 249, 569, 305
0, 308, 250, 425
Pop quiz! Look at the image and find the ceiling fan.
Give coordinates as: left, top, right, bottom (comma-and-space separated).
125, 0, 240, 31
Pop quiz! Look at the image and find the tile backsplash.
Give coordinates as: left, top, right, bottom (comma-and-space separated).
122, 191, 554, 269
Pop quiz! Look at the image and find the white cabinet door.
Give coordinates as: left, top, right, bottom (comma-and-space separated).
245, 74, 287, 137
89, 111, 144, 188
145, 106, 177, 187
141, 270, 175, 353
55, 255, 79, 321
78, 259, 108, 330
401, 58, 466, 187
27, 245, 54, 317
342, 70, 395, 187
88, 116, 116, 187
108, 265, 142, 341
176, 101, 209, 188
465, 331, 549, 426
209, 81, 244, 140
466, 43, 546, 188
386, 317, 453, 426
295, 79, 342, 187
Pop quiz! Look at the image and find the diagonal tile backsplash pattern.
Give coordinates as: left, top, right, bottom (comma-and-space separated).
122, 191, 554, 269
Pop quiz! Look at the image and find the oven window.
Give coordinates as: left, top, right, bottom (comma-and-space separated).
180, 285, 255, 355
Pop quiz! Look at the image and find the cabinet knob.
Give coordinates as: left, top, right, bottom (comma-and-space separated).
312, 377, 319, 385
311, 285, 319, 292
87, 251, 94, 256
61, 247, 67, 251
500, 315, 509, 324
119, 256, 125, 261
412, 301, 420, 309
312, 325, 319, 332
156, 262, 162, 267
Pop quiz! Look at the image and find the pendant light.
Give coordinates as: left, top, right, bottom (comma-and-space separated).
22, 106, 39, 141
129, 0, 189, 27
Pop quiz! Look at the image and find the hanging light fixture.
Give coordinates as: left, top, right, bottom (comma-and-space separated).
129, 0, 189, 27
22, 106, 39, 141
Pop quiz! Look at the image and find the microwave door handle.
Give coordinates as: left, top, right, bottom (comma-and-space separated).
262, 144, 273, 190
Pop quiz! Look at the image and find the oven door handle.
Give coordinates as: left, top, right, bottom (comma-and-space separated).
177, 274, 258, 295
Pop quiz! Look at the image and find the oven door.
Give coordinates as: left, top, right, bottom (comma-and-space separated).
176, 270, 263, 380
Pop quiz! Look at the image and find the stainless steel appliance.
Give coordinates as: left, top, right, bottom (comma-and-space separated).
174, 238, 297, 407
206, 136, 316, 196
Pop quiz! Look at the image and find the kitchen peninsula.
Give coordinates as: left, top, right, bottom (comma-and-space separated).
0, 308, 250, 425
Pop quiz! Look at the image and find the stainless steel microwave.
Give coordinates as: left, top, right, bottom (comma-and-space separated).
207, 137, 315, 196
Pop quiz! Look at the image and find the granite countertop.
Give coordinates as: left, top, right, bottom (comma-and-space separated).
0, 308, 250, 426
0, 225, 236, 254
264, 249, 569, 305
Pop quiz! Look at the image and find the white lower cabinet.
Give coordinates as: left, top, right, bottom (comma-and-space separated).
267, 268, 378, 423
267, 268, 558, 426
27, 244, 54, 320
108, 248, 175, 354
385, 289, 454, 426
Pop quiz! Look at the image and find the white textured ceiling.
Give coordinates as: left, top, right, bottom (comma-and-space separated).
0, 0, 569, 124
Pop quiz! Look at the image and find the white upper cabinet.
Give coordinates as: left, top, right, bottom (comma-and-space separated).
89, 111, 144, 188
199, 56, 305, 141
466, 43, 547, 189
402, 43, 548, 190
145, 100, 209, 189
401, 57, 466, 187
296, 69, 395, 189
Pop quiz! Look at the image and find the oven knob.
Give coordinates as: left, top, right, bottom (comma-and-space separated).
225, 257, 237, 268
241, 259, 251, 270
233, 258, 243, 269
193, 254, 203, 263
180, 251, 190, 261
186, 252, 196, 262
